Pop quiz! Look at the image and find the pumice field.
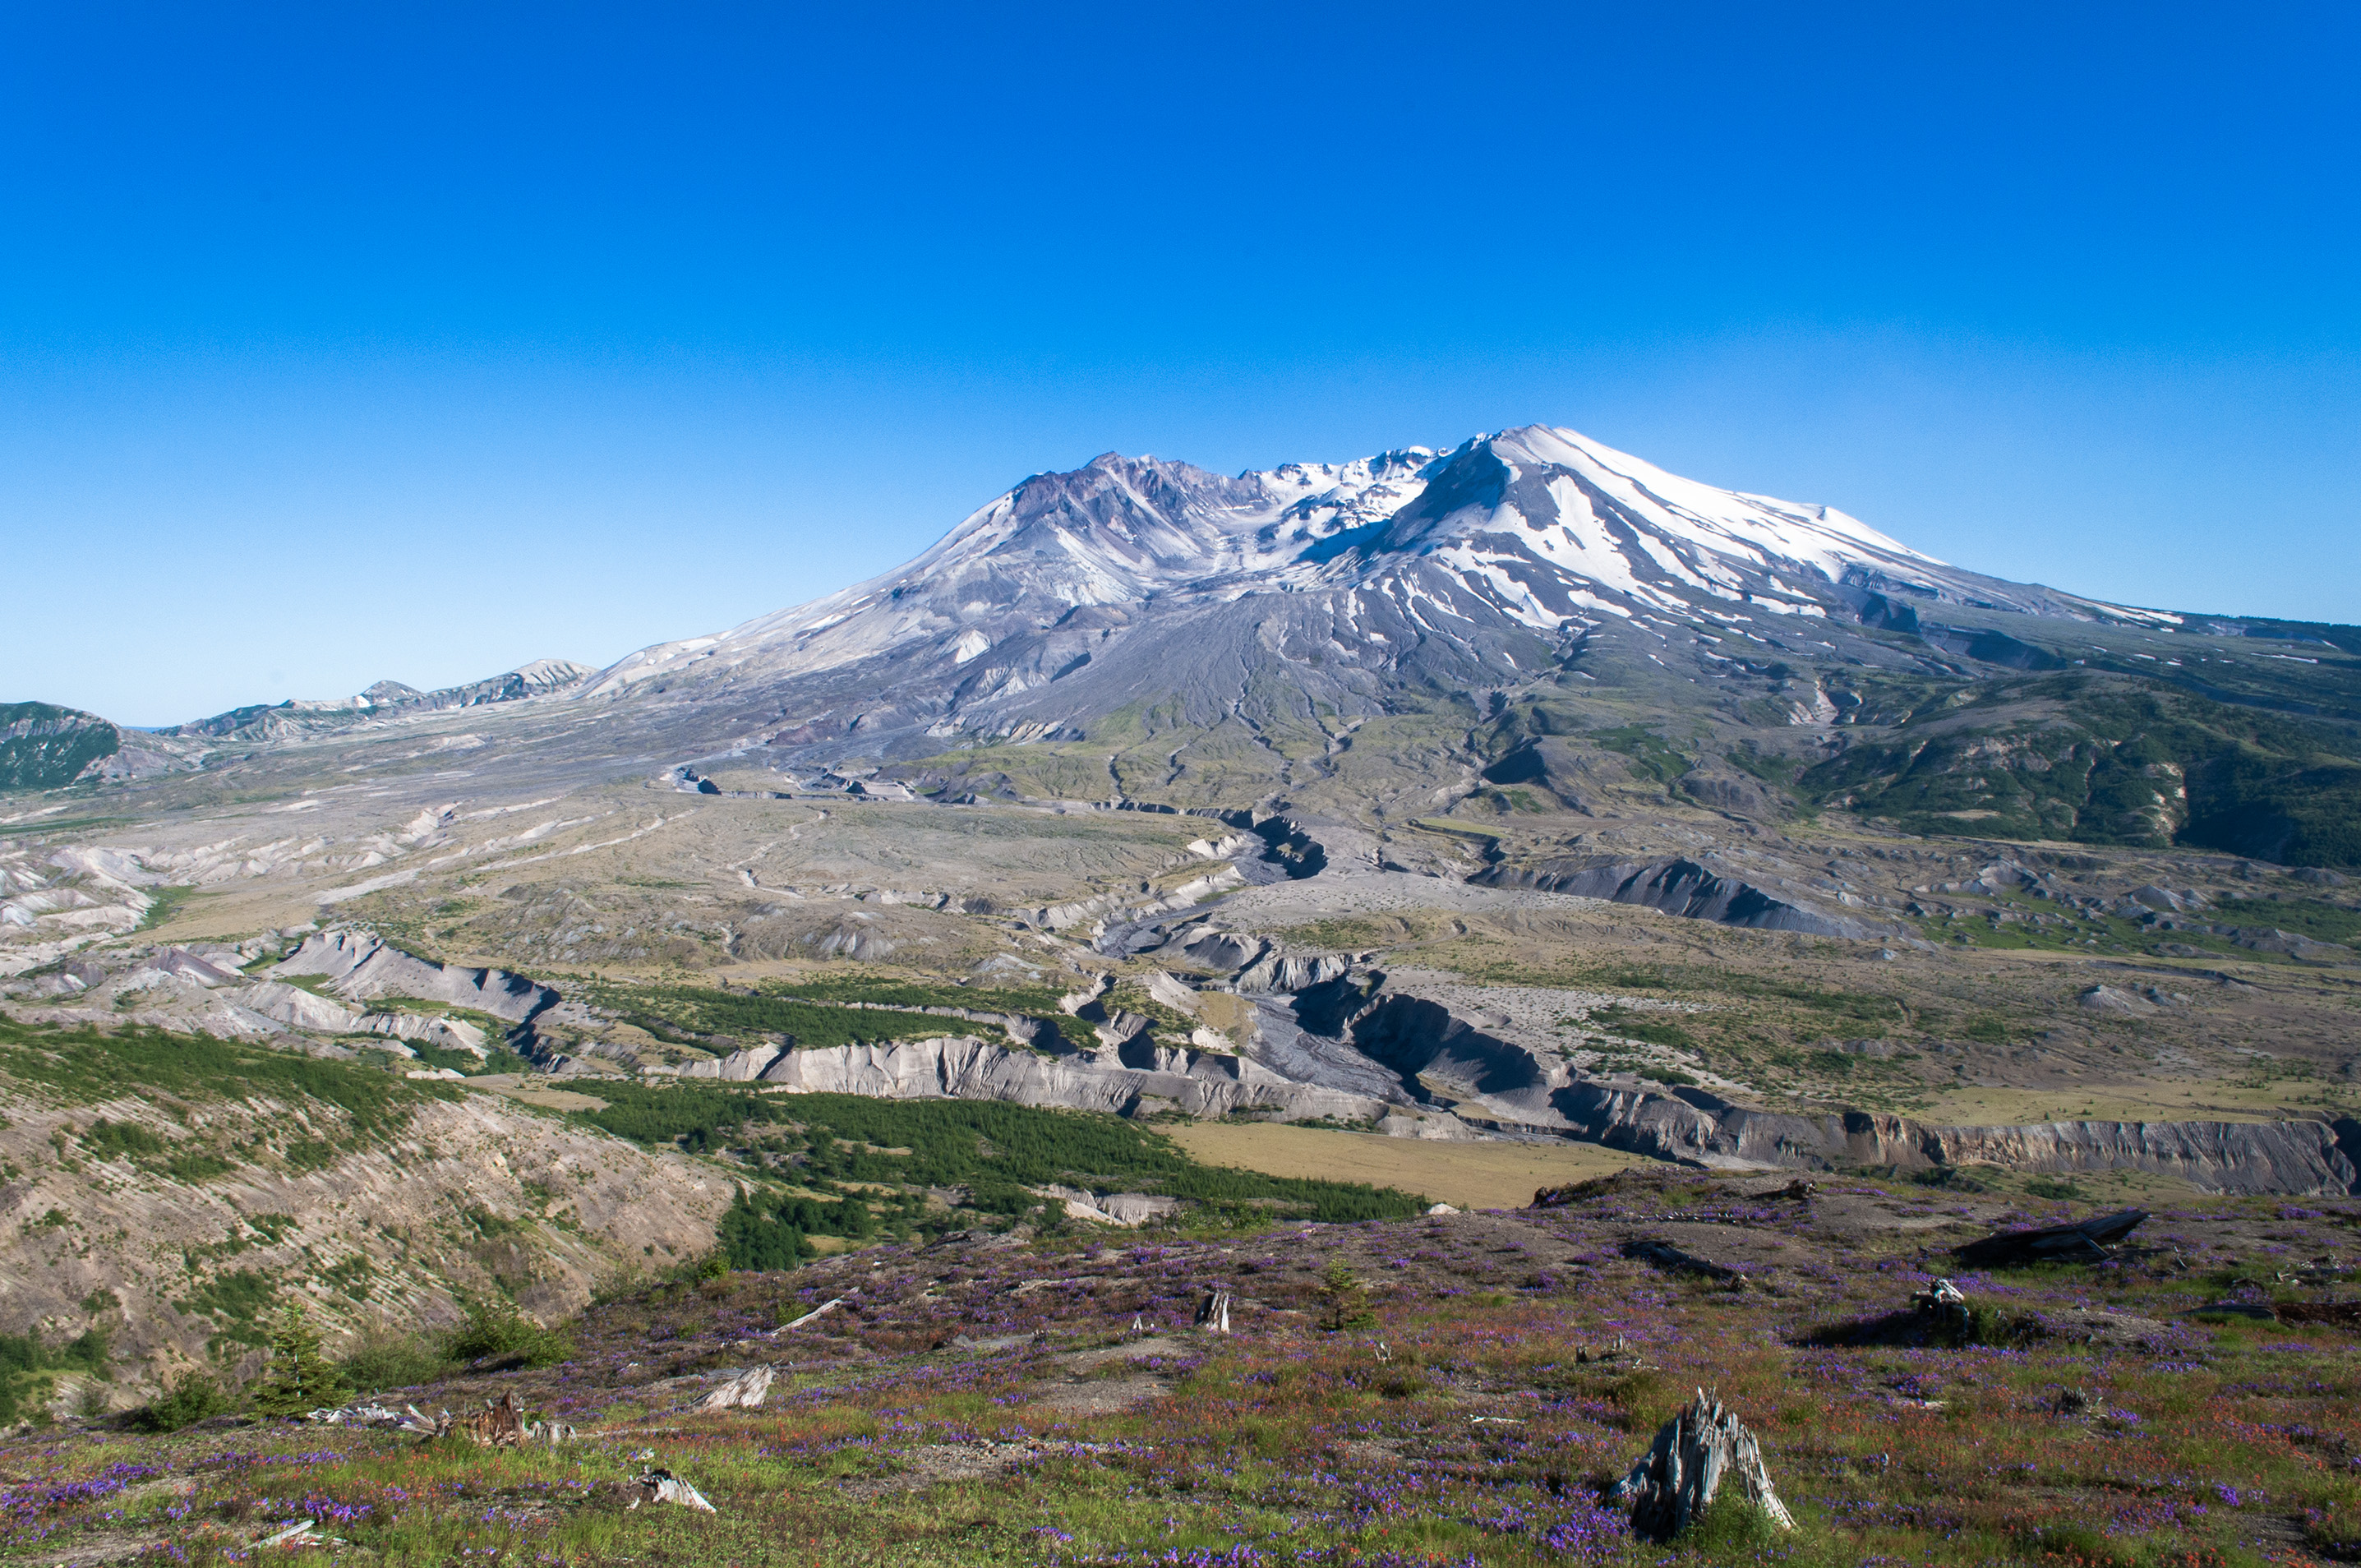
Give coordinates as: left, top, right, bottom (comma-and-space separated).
4, 427, 2359, 1565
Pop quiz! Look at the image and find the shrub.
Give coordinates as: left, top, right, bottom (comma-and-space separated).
82, 1118, 164, 1159
338, 1328, 447, 1392
444, 1298, 573, 1368
1680, 1493, 1792, 1554
58, 1327, 109, 1375
132, 1371, 233, 1432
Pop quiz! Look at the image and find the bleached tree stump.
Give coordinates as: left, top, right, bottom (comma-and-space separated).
691, 1365, 775, 1411
1914, 1277, 1970, 1338
1609, 1388, 1796, 1540
1194, 1290, 1232, 1333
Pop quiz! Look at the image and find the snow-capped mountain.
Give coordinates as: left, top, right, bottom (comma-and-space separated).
576, 424, 2180, 759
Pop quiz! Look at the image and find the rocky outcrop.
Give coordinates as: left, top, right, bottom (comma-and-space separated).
273, 930, 557, 1024
749, 1033, 1389, 1123
1032, 1184, 1181, 1226
1234, 949, 1357, 994
241, 979, 371, 1033
1543, 1080, 2359, 1196
1347, 992, 1570, 1124
6, 938, 486, 1053
1252, 970, 2361, 1195
1472, 858, 1876, 938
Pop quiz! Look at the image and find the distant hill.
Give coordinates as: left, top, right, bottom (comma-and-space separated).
170, 659, 596, 743
0, 703, 206, 791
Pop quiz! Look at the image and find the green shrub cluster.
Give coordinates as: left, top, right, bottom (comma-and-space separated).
443, 1297, 573, 1368
0, 1327, 108, 1427
338, 1328, 447, 1392
131, 1371, 233, 1432
596, 985, 957, 1053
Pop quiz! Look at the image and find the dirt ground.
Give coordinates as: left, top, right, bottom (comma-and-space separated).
1164, 1121, 1647, 1211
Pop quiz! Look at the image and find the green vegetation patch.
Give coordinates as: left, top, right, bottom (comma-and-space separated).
0, 1017, 448, 1149
1584, 724, 1695, 785
583, 981, 966, 1053
0, 701, 120, 791
575, 1084, 1423, 1263
174, 1267, 279, 1352
1806, 675, 2361, 867
761, 972, 1076, 1016
1584, 1005, 1695, 1049
0, 1326, 108, 1427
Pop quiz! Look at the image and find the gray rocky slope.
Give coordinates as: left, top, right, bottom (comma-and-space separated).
552, 424, 2358, 874
172, 658, 596, 743
579, 426, 2190, 763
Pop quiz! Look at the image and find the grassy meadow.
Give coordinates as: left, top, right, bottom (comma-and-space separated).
4, 1165, 2357, 1566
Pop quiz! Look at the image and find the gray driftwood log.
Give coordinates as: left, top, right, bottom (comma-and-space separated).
1608, 1388, 1796, 1540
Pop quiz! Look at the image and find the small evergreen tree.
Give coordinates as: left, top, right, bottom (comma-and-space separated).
1317, 1257, 1376, 1332
247, 1305, 347, 1417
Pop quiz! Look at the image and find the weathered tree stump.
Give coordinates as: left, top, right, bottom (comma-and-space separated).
1194, 1290, 1233, 1334
1609, 1388, 1796, 1540
457, 1391, 527, 1447
1914, 1277, 1970, 1337
691, 1364, 775, 1411
625, 1468, 717, 1513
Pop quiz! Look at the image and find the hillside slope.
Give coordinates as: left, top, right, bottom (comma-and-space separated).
0, 1017, 730, 1409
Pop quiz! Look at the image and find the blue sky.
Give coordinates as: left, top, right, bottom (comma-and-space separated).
4, 2, 2357, 725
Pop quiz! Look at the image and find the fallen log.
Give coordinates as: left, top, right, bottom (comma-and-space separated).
304, 1400, 413, 1427
1623, 1237, 1745, 1285
2272, 1299, 2361, 1328
1951, 1209, 2147, 1268
780, 1298, 846, 1331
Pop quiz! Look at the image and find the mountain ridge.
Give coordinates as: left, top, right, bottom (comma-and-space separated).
514, 424, 2358, 869
7, 425, 2357, 868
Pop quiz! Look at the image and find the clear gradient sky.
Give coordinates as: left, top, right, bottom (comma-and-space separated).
5, 2, 2357, 726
